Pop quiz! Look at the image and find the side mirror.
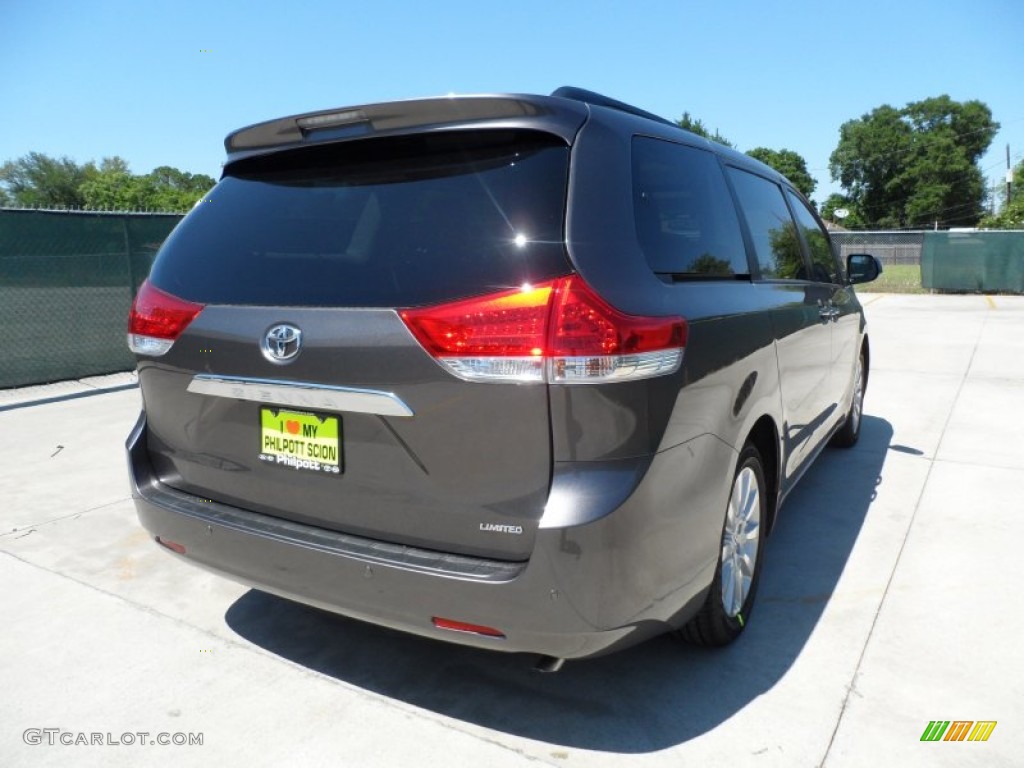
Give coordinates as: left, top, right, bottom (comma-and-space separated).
847, 253, 883, 284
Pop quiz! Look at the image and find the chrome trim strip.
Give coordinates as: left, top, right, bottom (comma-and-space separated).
186, 375, 414, 417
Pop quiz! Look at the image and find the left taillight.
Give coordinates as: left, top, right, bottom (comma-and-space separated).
127, 279, 205, 356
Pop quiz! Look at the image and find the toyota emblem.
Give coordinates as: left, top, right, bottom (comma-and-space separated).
262, 324, 302, 364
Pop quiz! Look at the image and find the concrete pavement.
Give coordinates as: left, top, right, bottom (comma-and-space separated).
1, 294, 1021, 767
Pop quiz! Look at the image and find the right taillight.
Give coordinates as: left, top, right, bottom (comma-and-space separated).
400, 275, 686, 384
127, 279, 205, 356
546, 275, 686, 383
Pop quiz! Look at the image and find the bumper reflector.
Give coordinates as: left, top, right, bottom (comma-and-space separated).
432, 617, 506, 638
156, 537, 187, 555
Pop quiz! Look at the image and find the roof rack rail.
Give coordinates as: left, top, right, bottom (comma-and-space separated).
550, 86, 676, 128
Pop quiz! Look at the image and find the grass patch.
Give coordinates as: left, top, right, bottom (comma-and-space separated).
864, 263, 928, 294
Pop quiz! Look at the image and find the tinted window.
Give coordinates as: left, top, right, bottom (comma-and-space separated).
632, 138, 747, 276
149, 131, 571, 307
786, 190, 840, 283
727, 168, 807, 280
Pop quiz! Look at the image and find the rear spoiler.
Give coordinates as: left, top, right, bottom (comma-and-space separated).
223, 94, 589, 166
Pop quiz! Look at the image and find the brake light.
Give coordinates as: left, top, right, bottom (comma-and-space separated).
546, 275, 686, 383
128, 280, 205, 356
400, 275, 686, 383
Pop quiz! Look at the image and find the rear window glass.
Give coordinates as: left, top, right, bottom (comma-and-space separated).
149, 130, 571, 307
631, 137, 748, 276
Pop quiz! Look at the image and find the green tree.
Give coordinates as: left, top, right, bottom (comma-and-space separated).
134, 166, 216, 211
820, 193, 865, 228
79, 156, 142, 210
746, 147, 816, 198
3, 152, 217, 212
676, 112, 733, 147
829, 96, 998, 228
0, 152, 97, 208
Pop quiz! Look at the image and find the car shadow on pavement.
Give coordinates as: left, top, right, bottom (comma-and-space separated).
226, 416, 894, 753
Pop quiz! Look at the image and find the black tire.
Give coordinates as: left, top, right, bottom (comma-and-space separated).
831, 349, 866, 449
680, 444, 767, 647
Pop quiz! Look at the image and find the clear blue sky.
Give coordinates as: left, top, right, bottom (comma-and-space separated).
2, 0, 1021, 205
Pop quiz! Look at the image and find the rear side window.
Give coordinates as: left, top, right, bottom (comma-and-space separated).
727, 168, 808, 280
631, 138, 748, 276
149, 130, 571, 307
786, 189, 840, 283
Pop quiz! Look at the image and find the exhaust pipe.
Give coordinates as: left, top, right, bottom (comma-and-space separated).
534, 655, 565, 673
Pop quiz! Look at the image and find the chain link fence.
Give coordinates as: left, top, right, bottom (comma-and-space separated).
0, 209, 182, 388
831, 231, 925, 265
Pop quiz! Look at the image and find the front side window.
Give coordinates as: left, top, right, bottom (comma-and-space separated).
727, 168, 808, 280
631, 138, 748, 276
786, 190, 840, 283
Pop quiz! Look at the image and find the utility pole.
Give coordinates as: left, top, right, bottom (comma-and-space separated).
1007, 144, 1013, 207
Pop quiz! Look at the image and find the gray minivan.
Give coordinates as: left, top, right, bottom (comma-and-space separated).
126, 87, 880, 668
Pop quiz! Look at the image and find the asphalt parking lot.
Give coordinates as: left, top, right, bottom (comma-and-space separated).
2, 293, 1021, 767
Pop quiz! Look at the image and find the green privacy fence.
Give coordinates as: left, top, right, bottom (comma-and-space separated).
921, 231, 1024, 292
0, 209, 183, 388
3, 209, 1022, 389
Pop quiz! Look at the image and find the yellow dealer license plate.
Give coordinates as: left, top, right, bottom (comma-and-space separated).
259, 408, 342, 475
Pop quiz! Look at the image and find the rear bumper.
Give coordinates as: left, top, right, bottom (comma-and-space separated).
127, 413, 732, 659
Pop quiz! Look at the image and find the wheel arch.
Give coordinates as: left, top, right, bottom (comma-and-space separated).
745, 415, 781, 536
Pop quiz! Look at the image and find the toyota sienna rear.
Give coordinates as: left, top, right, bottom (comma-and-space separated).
127, 87, 880, 665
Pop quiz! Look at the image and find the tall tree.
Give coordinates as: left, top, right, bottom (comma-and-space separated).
746, 147, 816, 198
676, 112, 733, 147
0, 152, 97, 208
829, 96, 998, 228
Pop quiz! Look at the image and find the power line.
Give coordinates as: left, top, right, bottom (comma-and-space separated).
979, 150, 1023, 176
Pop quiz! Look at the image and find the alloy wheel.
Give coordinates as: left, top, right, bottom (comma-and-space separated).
720, 465, 761, 618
